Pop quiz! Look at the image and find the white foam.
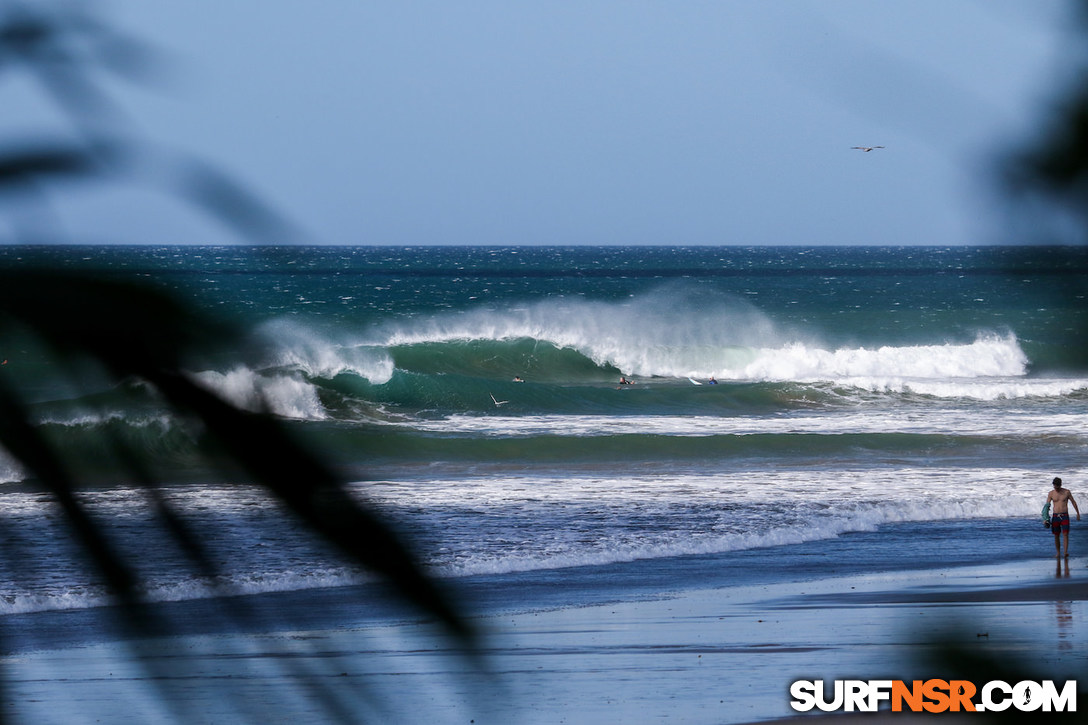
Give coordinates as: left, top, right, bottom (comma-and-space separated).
372, 295, 1033, 388
0, 569, 374, 616
0, 451, 25, 484
183, 319, 405, 420
405, 408, 1087, 438
0, 466, 1070, 612
362, 467, 1044, 511
378, 292, 780, 377
361, 467, 1056, 578
850, 376, 1088, 400
735, 334, 1027, 382
35, 411, 177, 429
258, 319, 396, 383
189, 367, 327, 420
424, 492, 1033, 578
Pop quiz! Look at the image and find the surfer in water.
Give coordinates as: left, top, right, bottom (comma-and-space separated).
1046, 477, 1080, 558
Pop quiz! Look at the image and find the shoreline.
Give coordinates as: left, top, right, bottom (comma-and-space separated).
3, 555, 1085, 723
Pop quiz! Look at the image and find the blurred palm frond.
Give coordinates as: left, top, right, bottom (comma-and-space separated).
0, 6, 473, 719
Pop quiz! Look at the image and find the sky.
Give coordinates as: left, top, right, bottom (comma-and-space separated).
0, 0, 1078, 246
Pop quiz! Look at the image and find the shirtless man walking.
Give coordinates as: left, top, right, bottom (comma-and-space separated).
1047, 477, 1080, 558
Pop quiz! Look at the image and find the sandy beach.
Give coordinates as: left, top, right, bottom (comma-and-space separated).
3, 555, 1084, 724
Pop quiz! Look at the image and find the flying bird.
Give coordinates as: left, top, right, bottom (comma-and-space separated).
851, 146, 885, 152
490, 393, 509, 407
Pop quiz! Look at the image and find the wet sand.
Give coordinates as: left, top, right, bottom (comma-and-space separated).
3, 556, 1085, 723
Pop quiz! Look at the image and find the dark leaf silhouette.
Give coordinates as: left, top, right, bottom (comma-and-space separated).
0, 2, 474, 721
1004, 2, 1088, 241
0, 144, 103, 187
0, 268, 471, 636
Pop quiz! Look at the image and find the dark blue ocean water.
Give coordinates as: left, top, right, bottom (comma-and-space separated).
0, 245, 1085, 629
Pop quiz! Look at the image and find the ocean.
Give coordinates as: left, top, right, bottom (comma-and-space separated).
0, 244, 1086, 645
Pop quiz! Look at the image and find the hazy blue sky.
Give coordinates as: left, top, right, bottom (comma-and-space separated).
4, 1, 1076, 245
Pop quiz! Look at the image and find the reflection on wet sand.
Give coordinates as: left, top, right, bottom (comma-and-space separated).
1054, 558, 1073, 653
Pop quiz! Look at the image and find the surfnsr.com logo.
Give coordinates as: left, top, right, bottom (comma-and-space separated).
790, 679, 1077, 713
